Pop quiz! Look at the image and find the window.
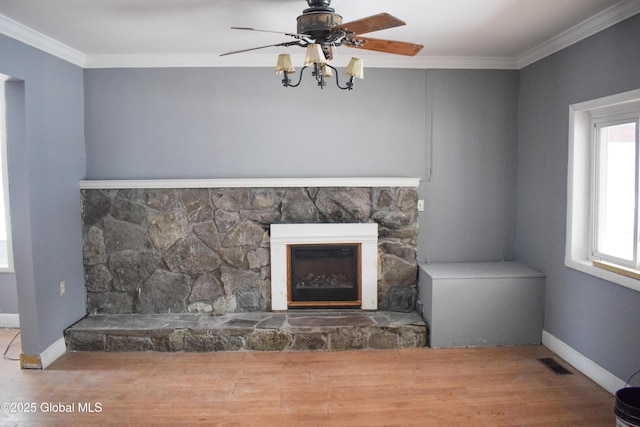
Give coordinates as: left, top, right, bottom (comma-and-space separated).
0, 76, 14, 272
592, 118, 638, 266
566, 89, 640, 292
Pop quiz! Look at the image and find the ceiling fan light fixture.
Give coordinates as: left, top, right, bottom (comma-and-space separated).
321, 64, 333, 78
345, 57, 364, 79
304, 44, 326, 66
275, 53, 296, 74
223, 0, 424, 91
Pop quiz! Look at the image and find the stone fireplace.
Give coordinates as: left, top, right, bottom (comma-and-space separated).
270, 223, 378, 310
80, 178, 420, 316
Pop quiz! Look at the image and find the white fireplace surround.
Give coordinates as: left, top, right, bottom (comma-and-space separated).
270, 223, 379, 311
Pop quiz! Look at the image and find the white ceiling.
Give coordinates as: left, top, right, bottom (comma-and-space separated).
0, 0, 638, 69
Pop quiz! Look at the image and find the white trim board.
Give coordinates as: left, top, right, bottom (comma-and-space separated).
0, 14, 86, 67
83, 53, 520, 70
21, 336, 67, 370
0, 313, 19, 328
542, 330, 626, 395
79, 177, 421, 190
40, 336, 67, 370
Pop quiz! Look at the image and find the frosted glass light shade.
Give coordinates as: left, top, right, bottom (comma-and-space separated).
275, 54, 295, 74
345, 57, 364, 79
321, 64, 333, 78
304, 44, 326, 66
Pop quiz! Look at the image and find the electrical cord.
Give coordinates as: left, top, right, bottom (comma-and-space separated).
625, 368, 640, 387
2, 330, 20, 361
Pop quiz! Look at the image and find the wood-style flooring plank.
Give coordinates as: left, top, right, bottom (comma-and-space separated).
0, 328, 615, 426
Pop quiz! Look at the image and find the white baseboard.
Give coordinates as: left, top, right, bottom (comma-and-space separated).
39, 336, 67, 370
22, 336, 67, 369
542, 330, 626, 395
0, 313, 19, 328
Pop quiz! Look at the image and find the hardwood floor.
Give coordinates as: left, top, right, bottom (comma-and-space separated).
0, 328, 615, 426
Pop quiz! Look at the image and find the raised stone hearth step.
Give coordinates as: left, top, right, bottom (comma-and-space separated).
65, 311, 427, 352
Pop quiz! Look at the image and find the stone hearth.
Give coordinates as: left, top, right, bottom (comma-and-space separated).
65, 311, 427, 352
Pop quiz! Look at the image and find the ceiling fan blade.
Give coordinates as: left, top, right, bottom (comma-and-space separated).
344, 36, 424, 56
331, 13, 405, 36
230, 27, 311, 40
220, 41, 301, 57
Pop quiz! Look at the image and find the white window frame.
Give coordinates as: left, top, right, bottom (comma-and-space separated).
566, 88, 640, 292
591, 113, 639, 268
0, 77, 14, 273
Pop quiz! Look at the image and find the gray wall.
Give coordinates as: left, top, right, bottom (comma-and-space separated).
421, 70, 518, 263
517, 14, 640, 382
84, 67, 428, 180
0, 273, 18, 314
0, 35, 86, 357
84, 67, 519, 264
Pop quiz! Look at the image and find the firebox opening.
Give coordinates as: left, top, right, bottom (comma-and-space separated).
288, 243, 361, 308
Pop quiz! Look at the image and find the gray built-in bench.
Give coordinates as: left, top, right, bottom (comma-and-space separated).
417, 262, 545, 348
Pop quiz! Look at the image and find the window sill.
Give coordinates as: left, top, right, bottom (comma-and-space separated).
565, 258, 640, 293
593, 260, 640, 281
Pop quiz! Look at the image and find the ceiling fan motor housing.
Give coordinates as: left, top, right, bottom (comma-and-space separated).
297, 11, 343, 43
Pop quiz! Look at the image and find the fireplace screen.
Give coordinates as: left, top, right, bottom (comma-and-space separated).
288, 243, 360, 307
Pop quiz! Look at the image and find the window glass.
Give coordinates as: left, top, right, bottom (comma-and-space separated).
594, 121, 637, 263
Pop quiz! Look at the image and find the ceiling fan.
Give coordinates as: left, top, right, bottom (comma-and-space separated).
220, 0, 424, 59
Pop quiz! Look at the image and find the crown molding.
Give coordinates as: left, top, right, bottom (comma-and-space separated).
0, 14, 86, 67
83, 52, 518, 70
84, 53, 279, 69
517, 0, 640, 69
410, 56, 519, 70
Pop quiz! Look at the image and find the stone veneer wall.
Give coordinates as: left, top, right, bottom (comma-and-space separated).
81, 186, 419, 315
